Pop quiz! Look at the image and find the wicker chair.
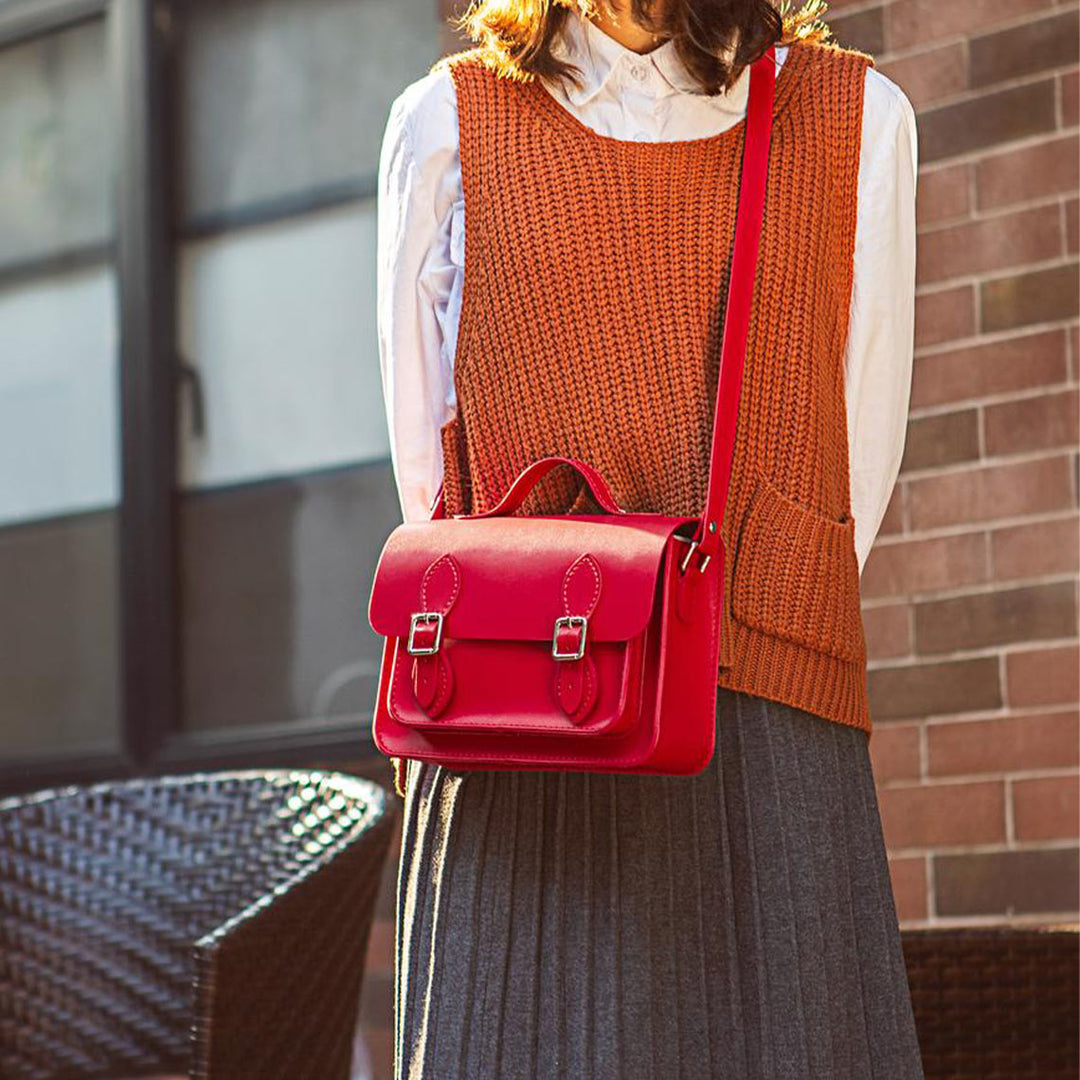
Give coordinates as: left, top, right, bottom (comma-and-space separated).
902, 924, 1080, 1080
0, 770, 396, 1080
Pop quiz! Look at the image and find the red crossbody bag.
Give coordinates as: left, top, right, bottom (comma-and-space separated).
367, 46, 776, 784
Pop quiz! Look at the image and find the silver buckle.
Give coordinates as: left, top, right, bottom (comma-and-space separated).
673, 535, 712, 575
552, 614, 588, 660
407, 611, 444, 655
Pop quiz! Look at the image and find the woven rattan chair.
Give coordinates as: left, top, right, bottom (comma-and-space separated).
902, 924, 1080, 1080
0, 769, 396, 1080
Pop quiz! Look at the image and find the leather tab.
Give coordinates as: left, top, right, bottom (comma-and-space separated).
675, 534, 723, 623
676, 560, 699, 622
421, 553, 461, 612
412, 651, 455, 714
555, 653, 596, 719
555, 554, 601, 722
411, 554, 461, 717
563, 553, 602, 614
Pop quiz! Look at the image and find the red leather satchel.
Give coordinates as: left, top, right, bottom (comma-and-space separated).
368, 46, 776, 783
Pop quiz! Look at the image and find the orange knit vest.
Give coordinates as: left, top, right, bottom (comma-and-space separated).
439, 38, 877, 734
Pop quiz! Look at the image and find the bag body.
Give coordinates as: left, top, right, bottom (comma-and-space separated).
369, 458, 721, 773
367, 46, 777, 776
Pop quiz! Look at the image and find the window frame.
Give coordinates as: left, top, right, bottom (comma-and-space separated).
0, 0, 381, 797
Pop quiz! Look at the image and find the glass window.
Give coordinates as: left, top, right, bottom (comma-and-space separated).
174, 0, 437, 225
0, 19, 113, 270
0, 20, 121, 759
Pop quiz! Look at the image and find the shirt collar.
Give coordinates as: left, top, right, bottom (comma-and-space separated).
551, 8, 703, 105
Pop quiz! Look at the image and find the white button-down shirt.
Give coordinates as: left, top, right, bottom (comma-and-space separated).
376, 11, 918, 573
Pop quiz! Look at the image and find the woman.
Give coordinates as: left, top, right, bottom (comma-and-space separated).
375, 0, 921, 1077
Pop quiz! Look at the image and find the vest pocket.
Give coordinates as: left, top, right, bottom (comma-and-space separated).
730, 469, 866, 663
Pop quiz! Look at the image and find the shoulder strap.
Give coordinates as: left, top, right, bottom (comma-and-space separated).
688, 44, 776, 568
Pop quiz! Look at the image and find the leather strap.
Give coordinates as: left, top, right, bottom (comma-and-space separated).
427, 47, 776, 551
692, 45, 776, 563
460, 455, 627, 519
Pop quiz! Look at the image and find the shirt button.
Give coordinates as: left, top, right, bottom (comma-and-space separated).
629, 63, 648, 82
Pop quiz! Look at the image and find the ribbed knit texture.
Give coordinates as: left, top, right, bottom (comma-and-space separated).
441, 38, 876, 733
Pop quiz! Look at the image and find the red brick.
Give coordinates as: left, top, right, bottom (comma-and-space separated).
985, 389, 1080, 456
870, 722, 922, 783
881, 43, 967, 110
1013, 774, 1080, 840
861, 531, 989, 600
828, 6, 885, 54
917, 204, 1063, 285
1062, 69, 1079, 128
914, 581, 1078, 655
916, 284, 975, 348
991, 516, 1080, 579
907, 455, 1075, 531
935, 846, 1079, 916
981, 262, 1080, 333
863, 602, 913, 660
911, 329, 1068, 409
918, 80, 1057, 165
879, 780, 1006, 848
869, 655, 1002, 721
889, 855, 929, 922
968, 10, 1079, 90
976, 135, 1080, 211
928, 710, 1080, 776
916, 162, 971, 227
1007, 644, 1080, 707
886, 0, 1056, 52
1067, 198, 1078, 257
900, 409, 980, 472
877, 484, 905, 537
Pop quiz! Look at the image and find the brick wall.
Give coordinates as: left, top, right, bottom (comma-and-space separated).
826, 0, 1080, 925
355, 2, 1080, 1076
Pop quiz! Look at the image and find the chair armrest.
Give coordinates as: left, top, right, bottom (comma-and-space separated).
190, 798, 396, 1079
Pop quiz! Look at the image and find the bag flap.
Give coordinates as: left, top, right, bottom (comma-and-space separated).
368, 513, 693, 644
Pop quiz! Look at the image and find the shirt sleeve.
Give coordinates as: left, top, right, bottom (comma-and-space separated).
844, 67, 919, 575
376, 71, 461, 525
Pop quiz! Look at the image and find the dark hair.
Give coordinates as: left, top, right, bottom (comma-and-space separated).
435, 0, 835, 95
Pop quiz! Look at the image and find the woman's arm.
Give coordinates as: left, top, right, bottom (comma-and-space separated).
845, 68, 919, 574
376, 70, 462, 525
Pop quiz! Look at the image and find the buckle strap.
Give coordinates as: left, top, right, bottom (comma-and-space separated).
554, 555, 601, 722
408, 554, 460, 717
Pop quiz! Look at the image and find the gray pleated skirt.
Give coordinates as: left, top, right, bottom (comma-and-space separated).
393, 687, 925, 1080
